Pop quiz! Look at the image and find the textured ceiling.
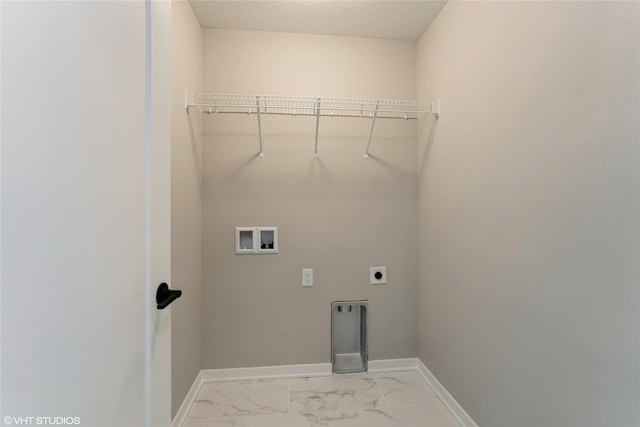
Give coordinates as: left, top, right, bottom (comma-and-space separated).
189, 1, 447, 41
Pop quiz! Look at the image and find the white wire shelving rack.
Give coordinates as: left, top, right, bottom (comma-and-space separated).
185, 92, 440, 159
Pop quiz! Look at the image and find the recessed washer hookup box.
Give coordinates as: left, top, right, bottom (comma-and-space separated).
331, 300, 368, 374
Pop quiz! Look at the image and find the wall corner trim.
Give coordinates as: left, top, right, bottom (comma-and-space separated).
417, 358, 479, 427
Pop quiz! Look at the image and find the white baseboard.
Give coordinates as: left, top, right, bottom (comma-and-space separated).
367, 358, 417, 372
172, 359, 476, 427
171, 370, 203, 427
417, 359, 478, 427
200, 362, 332, 382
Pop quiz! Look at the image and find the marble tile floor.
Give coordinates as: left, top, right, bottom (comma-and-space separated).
182, 371, 461, 427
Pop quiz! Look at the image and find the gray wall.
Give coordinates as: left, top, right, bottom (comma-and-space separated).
171, 0, 203, 418
201, 29, 418, 368
416, 2, 640, 426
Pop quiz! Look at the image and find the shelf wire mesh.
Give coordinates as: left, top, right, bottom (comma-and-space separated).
190, 93, 435, 120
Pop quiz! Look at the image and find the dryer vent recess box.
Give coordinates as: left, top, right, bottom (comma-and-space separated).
235, 227, 278, 255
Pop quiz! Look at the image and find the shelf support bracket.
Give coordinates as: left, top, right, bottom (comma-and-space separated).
364, 100, 380, 159
432, 99, 441, 119
256, 96, 264, 158
313, 98, 321, 159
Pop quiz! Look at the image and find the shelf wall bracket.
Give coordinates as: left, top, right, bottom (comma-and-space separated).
313, 98, 321, 159
432, 99, 441, 119
184, 90, 193, 111
256, 96, 265, 158
363, 100, 380, 159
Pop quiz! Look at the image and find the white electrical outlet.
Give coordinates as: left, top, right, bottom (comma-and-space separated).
370, 267, 387, 285
302, 269, 313, 287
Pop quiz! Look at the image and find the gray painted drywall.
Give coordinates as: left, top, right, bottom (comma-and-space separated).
171, 0, 203, 417
416, 2, 640, 426
201, 29, 418, 368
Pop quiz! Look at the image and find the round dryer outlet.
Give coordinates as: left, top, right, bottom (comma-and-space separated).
370, 267, 387, 285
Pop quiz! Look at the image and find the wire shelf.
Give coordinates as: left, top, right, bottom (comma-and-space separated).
187, 93, 438, 120
185, 91, 440, 159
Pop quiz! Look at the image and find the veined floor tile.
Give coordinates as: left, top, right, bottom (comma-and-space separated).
360, 404, 459, 427
289, 376, 385, 413
254, 411, 362, 427
180, 372, 461, 427
187, 380, 289, 419
182, 416, 255, 427
373, 372, 440, 407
